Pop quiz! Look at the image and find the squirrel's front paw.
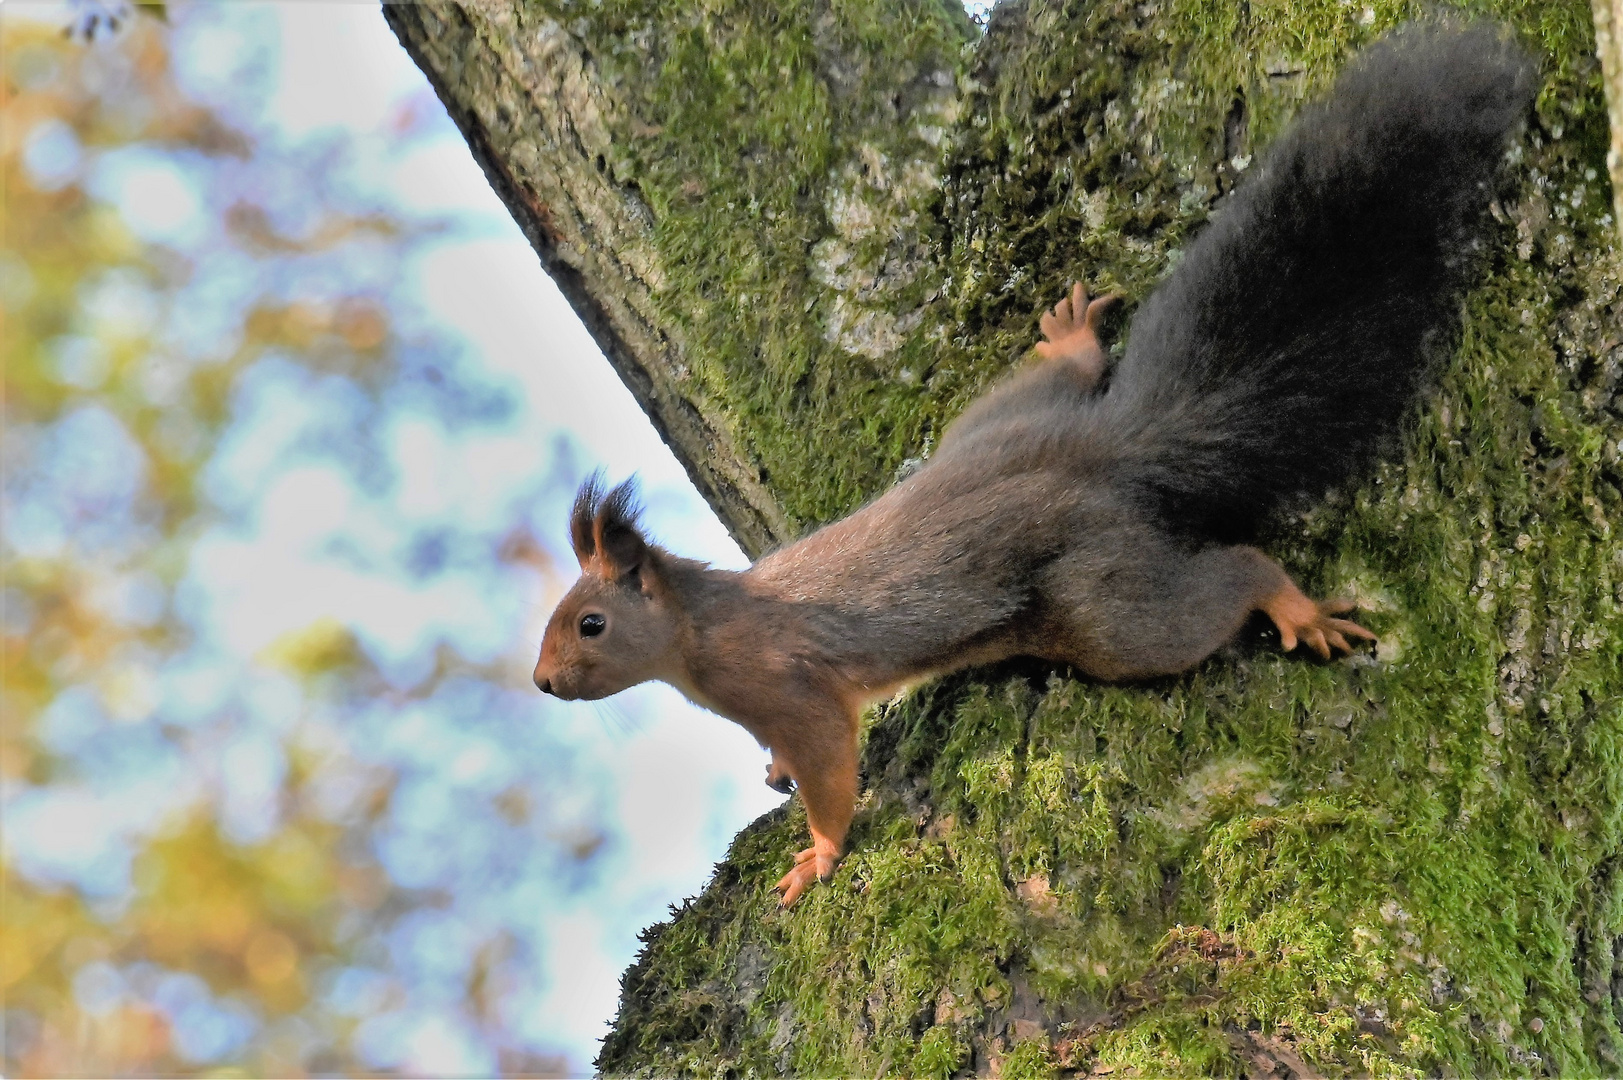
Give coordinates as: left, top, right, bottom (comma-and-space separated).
1263, 589, 1377, 659
765, 761, 796, 794
775, 845, 837, 907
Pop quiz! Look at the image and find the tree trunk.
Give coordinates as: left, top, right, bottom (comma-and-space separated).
388, 0, 1623, 1074
1597, 0, 1623, 244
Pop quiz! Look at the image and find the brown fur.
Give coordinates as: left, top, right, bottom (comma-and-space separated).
533, 283, 1371, 906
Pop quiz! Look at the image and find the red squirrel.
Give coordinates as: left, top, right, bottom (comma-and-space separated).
533, 26, 1534, 906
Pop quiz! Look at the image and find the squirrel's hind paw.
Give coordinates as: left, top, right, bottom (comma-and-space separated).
1034, 281, 1118, 368
1262, 588, 1376, 660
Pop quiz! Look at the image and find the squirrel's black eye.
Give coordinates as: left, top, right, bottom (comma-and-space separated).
579, 613, 607, 637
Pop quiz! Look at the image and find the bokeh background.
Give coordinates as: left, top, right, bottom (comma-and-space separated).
1, 1, 795, 1074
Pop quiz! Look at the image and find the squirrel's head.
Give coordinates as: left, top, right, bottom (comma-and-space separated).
534, 474, 682, 701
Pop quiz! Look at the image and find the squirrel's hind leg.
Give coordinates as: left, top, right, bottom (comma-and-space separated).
936, 280, 1119, 451
1255, 568, 1376, 659
1034, 281, 1118, 392
1041, 542, 1373, 678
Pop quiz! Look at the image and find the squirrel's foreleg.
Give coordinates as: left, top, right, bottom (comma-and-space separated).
765, 753, 795, 794
770, 708, 860, 907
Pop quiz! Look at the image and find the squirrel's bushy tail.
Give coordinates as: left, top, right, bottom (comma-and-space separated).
1103, 24, 1535, 539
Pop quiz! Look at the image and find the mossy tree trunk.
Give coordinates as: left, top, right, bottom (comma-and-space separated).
388, 0, 1623, 1074
1597, 0, 1623, 240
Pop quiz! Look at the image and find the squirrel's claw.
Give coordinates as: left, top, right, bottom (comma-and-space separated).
775, 845, 836, 907
1262, 584, 1376, 660
1322, 616, 1376, 651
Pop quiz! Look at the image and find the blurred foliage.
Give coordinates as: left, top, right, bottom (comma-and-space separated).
2, 14, 593, 1076
63, 1, 168, 44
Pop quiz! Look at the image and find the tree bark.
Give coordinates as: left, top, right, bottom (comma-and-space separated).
1597, 0, 1623, 244
390, 0, 1623, 1075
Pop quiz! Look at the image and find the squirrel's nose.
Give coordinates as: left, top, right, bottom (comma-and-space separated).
535, 675, 554, 695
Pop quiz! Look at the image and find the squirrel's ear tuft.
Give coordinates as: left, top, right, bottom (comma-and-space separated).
568, 472, 606, 568
593, 477, 648, 583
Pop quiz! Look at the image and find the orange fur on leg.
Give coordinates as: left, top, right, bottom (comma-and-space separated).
770, 712, 859, 907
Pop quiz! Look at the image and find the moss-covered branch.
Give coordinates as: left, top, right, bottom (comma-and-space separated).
394, 0, 1623, 1074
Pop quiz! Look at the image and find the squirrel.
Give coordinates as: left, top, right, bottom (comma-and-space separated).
533, 25, 1535, 906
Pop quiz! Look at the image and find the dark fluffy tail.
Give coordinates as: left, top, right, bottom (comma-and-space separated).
1102, 24, 1535, 540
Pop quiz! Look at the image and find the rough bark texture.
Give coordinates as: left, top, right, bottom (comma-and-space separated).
389, 0, 1623, 1075
1597, 0, 1623, 243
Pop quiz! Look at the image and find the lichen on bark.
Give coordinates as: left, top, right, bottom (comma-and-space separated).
391, 0, 1623, 1074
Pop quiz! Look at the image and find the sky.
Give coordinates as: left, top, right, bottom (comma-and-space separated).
3, 1, 789, 1072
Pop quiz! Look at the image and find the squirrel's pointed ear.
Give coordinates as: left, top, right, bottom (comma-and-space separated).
592, 477, 648, 584
568, 472, 606, 568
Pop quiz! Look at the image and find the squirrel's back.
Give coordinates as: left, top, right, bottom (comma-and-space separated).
748, 25, 1534, 669
1101, 24, 1536, 539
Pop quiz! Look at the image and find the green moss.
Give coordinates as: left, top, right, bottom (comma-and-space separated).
577, 0, 1621, 1074
999, 1033, 1060, 1079
910, 1024, 968, 1078
532, 0, 976, 533
1092, 1011, 1235, 1076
